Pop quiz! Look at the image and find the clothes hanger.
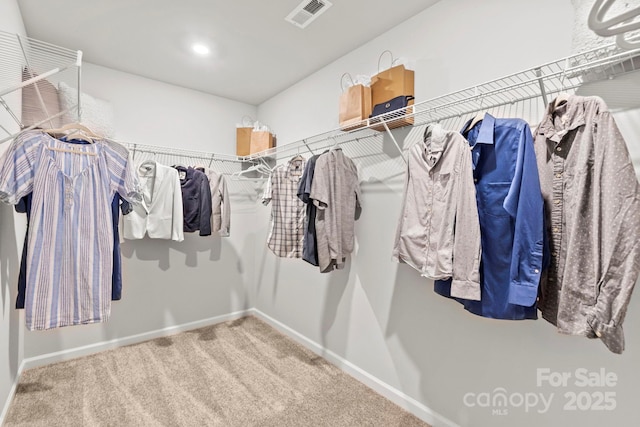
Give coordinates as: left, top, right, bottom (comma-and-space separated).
45, 122, 100, 144
230, 163, 271, 181
463, 111, 485, 133
423, 124, 434, 141
328, 136, 340, 151
552, 68, 570, 111
552, 93, 570, 110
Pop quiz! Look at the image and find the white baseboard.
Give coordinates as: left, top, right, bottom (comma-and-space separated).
1, 359, 25, 426
21, 309, 252, 371
251, 309, 459, 427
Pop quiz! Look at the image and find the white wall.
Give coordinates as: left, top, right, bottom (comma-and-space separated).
21, 64, 261, 360
254, 0, 640, 426
0, 0, 26, 421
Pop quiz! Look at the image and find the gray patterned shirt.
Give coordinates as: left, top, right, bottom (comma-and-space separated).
534, 95, 640, 354
310, 149, 361, 273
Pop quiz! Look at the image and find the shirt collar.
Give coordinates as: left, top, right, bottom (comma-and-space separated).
286, 155, 305, 181
537, 95, 586, 143
422, 124, 447, 168
461, 113, 496, 145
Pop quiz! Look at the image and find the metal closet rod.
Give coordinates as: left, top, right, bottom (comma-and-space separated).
124, 142, 247, 164
241, 38, 640, 163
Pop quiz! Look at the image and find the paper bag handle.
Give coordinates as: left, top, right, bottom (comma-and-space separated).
241, 115, 254, 127
377, 50, 395, 73
340, 73, 356, 92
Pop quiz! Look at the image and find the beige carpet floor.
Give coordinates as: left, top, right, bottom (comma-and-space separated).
5, 316, 429, 427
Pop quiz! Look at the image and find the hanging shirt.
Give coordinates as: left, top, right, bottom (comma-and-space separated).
534, 95, 640, 354
393, 125, 481, 300
15, 192, 130, 308
435, 114, 544, 320
196, 167, 231, 237
0, 130, 140, 330
262, 155, 306, 258
297, 153, 322, 266
310, 149, 362, 273
175, 166, 213, 236
123, 161, 184, 241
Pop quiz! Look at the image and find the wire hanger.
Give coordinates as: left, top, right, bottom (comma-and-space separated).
230, 162, 272, 181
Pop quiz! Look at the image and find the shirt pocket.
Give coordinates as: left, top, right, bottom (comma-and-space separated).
434, 173, 451, 202
479, 182, 511, 217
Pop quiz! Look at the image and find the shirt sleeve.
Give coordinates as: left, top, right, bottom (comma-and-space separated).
218, 174, 231, 237
262, 173, 273, 206
450, 144, 482, 301
105, 143, 142, 204
198, 173, 212, 236
0, 134, 39, 205
585, 110, 640, 354
353, 162, 362, 220
171, 169, 185, 242
504, 124, 544, 307
310, 157, 329, 210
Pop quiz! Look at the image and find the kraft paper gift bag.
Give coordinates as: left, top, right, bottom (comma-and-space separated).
236, 115, 254, 156
250, 131, 274, 154
369, 51, 415, 130
250, 121, 275, 154
339, 73, 372, 131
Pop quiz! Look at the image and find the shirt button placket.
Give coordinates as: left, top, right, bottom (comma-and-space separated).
423, 176, 434, 275
64, 177, 74, 212
550, 141, 566, 288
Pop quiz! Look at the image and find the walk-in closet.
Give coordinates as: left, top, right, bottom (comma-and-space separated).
1, 1, 639, 426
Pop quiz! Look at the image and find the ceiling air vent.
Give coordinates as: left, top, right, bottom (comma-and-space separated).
285, 0, 333, 29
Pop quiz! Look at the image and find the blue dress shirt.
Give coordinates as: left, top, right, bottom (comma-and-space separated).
435, 114, 544, 320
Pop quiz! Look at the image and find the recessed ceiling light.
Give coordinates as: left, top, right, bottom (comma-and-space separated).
192, 43, 210, 56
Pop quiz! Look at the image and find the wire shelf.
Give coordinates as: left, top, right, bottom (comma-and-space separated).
239, 38, 640, 162
0, 30, 82, 144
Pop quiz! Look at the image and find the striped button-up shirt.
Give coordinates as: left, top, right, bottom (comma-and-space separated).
262, 155, 306, 258
0, 131, 140, 330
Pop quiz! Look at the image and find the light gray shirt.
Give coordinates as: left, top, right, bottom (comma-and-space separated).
310, 149, 361, 273
535, 95, 640, 354
197, 167, 230, 237
393, 125, 481, 300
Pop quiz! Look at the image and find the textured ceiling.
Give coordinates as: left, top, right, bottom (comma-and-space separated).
17, 0, 441, 105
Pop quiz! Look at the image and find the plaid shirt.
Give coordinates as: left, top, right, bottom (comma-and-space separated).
262, 155, 306, 257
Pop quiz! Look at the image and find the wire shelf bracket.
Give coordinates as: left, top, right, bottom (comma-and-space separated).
0, 30, 83, 144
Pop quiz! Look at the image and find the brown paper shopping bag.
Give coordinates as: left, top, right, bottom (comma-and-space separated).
250, 130, 274, 154
369, 51, 415, 130
339, 73, 372, 131
236, 115, 254, 156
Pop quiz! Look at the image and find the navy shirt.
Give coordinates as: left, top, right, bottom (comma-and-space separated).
297, 153, 322, 266
435, 114, 545, 320
174, 166, 212, 236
